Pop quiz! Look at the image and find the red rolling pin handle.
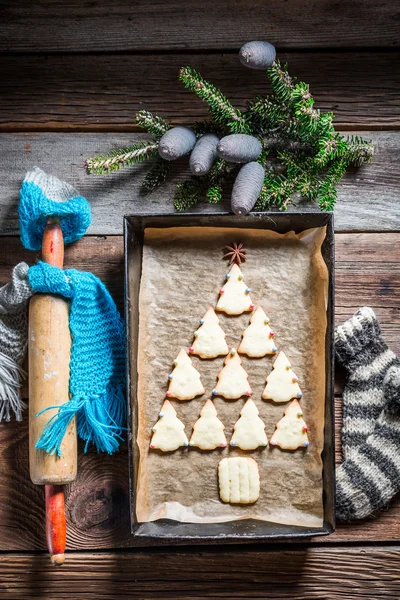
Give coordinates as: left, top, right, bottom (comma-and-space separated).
45, 485, 66, 566
41, 218, 64, 268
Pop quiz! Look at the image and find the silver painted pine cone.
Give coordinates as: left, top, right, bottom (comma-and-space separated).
217, 134, 262, 163
189, 133, 219, 176
239, 41, 276, 70
158, 126, 197, 161
231, 162, 265, 215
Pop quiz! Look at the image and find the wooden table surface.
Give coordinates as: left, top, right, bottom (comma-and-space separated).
0, 3, 399, 598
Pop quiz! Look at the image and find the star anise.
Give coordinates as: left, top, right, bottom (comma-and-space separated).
223, 242, 247, 265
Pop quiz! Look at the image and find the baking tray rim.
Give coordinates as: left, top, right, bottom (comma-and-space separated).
124, 211, 335, 544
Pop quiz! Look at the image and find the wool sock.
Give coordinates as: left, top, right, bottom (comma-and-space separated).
335, 307, 398, 461
336, 364, 400, 520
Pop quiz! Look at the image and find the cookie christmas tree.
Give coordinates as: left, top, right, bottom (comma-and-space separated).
262, 351, 302, 403
213, 348, 252, 400
167, 349, 205, 400
190, 307, 229, 359
150, 400, 189, 452
238, 306, 277, 357
189, 399, 227, 450
216, 263, 254, 315
270, 399, 309, 450
230, 399, 268, 450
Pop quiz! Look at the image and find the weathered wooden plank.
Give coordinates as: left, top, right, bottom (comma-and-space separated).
0, 53, 398, 131
1, 1, 399, 52
0, 132, 399, 236
0, 233, 399, 550
1, 410, 400, 551
0, 547, 400, 599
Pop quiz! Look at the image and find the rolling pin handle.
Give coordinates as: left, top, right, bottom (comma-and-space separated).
45, 485, 66, 566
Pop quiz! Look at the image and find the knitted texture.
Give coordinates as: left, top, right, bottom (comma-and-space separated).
336, 364, 400, 520
335, 307, 398, 461
0, 262, 34, 421
19, 167, 91, 250
28, 261, 126, 455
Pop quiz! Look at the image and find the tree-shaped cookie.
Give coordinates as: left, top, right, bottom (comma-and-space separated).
238, 306, 278, 357
230, 399, 268, 450
189, 399, 227, 450
213, 348, 252, 400
189, 307, 229, 359
166, 349, 205, 400
269, 399, 309, 450
150, 400, 189, 451
216, 263, 254, 315
262, 351, 302, 403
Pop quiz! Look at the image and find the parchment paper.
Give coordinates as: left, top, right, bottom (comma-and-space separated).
135, 226, 328, 527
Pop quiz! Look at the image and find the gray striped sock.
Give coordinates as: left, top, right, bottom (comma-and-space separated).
336, 364, 400, 521
335, 307, 398, 461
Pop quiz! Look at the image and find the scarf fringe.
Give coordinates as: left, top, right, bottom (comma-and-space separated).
35, 383, 126, 457
0, 351, 26, 422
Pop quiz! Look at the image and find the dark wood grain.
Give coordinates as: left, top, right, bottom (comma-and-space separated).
0, 232, 399, 551
1, 547, 400, 599
0, 52, 398, 132
0, 0, 398, 593
1, 0, 399, 52
0, 132, 399, 236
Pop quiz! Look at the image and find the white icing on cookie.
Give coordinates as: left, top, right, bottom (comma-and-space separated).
190, 307, 229, 359
150, 399, 189, 452
218, 457, 259, 504
216, 263, 254, 315
262, 351, 303, 403
213, 348, 252, 400
269, 399, 309, 450
167, 349, 205, 400
238, 306, 277, 357
189, 399, 227, 450
230, 399, 268, 450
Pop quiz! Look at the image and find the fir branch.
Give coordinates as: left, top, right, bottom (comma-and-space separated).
207, 185, 223, 204
85, 141, 158, 175
317, 159, 347, 211
192, 120, 223, 136
207, 158, 229, 184
294, 104, 320, 136
267, 60, 295, 104
174, 180, 202, 211
313, 133, 347, 167
255, 172, 297, 211
246, 95, 280, 135
205, 158, 239, 204
291, 82, 312, 105
136, 110, 170, 137
179, 66, 250, 134
344, 135, 374, 167
141, 157, 172, 192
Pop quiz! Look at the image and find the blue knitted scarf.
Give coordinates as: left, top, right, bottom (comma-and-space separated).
5, 167, 126, 455
29, 263, 126, 455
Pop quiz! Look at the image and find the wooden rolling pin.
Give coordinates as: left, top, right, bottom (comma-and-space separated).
28, 217, 77, 565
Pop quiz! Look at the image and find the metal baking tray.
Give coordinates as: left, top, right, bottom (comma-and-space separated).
124, 212, 335, 544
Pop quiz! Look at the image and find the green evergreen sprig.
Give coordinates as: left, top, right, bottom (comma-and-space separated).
85, 141, 158, 175
174, 180, 202, 211
136, 110, 170, 137
85, 53, 373, 213
179, 66, 251, 134
207, 185, 223, 204
141, 157, 172, 192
